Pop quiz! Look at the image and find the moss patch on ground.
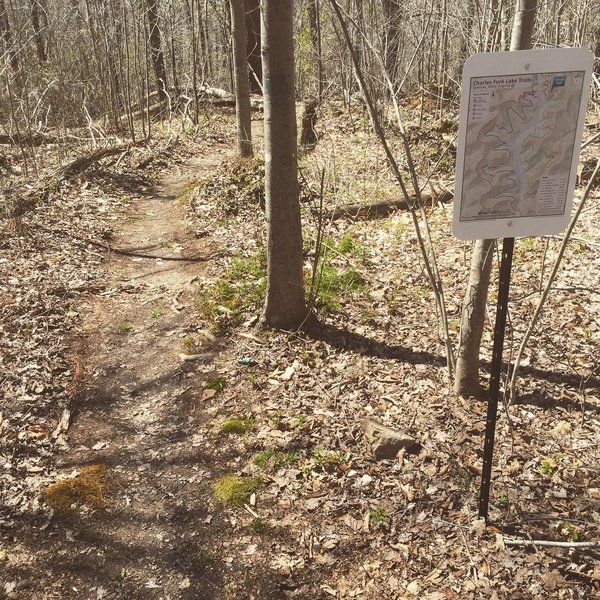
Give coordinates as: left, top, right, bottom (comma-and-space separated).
213, 474, 261, 508
45, 464, 119, 512
220, 417, 254, 435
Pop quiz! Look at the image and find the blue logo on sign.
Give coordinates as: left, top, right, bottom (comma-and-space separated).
551, 75, 566, 89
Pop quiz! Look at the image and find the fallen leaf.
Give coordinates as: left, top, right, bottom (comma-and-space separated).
406, 580, 419, 595
281, 361, 299, 381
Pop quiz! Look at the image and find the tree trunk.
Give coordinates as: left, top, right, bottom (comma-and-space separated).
454, 239, 495, 396
260, 0, 307, 330
594, 23, 600, 77
146, 0, 168, 104
454, 0, 538, 397
245, 0, 262, 93
307, 0, 324, 100
0, 0, 20, 78
30, 0, 46, 64
486, 0, 501, 51
510, 0, 537, 50
382, 0, 402, 83
229, 0, 252, 157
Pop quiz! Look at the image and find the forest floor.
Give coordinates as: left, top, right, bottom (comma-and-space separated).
1, 103, 600, 599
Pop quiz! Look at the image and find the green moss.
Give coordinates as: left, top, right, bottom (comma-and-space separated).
251, 518, 268, 534
213, 474, 261, 507
336, 233, 366, 260
220, 417, 253, 435
182, 336, 201, 355
45, 464, 118, 512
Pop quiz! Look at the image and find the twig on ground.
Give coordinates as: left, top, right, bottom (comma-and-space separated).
504, 538, 600, 549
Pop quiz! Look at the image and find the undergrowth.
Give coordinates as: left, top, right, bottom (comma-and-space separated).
196, 252, 267, 333
254, 449, 298, 471
308, 232, 368, 311
190, 156, 316, 217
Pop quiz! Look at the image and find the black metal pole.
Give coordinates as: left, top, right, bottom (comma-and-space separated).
478, 236, 515, 522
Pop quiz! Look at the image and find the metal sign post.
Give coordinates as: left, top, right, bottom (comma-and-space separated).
478, 237, 514, 522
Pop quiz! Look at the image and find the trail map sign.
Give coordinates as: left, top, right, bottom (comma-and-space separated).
453, 48, 593, 240
453, 48, 593, 522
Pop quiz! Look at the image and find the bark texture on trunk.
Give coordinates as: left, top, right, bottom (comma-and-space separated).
245, 0, 262, 93
382, 0, 402, 82
510, 0, 537, 50
146, 0, 168, 104
229, 0, 252, 157
594, 24, 600, 76
307, 0, 324, 100
260, 0, 307, 330
0, 0, 20, 76
30, 0, 46, 64
454, 239, 495, 396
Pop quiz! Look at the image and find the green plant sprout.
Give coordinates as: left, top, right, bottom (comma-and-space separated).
562, 522, 580, 542
254, 449, 298, 471
116, 320, 132, 333
196, 252, 266, 333
303, 450, 347, 473
150, 306, 165, 318
539, 457, 557, 476
497, 491, 509, 507
369, 506, 390, 527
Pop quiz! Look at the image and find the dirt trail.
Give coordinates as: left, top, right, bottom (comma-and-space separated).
22, 146, 240, 599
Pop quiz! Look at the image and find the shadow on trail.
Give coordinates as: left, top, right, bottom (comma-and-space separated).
107, 246, 221, 262
514, 390, 599, 414
5, 500, 294, 599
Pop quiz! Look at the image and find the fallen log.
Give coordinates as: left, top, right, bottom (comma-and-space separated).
0, 132, 93, 146
5, 140, 151, 218
114, 89, 262, 124
324, 187, 453, 221
59, 143, 132, 179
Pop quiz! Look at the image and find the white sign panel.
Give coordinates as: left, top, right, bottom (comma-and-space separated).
453, 48, 593, 240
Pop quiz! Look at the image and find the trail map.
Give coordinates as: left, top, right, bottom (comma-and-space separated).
460, 71, 586, 222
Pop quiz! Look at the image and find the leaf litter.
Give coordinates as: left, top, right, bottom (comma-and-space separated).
1, 104, 599, 598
